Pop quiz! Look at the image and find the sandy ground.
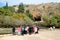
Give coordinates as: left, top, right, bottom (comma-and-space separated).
0, 29, 60, 40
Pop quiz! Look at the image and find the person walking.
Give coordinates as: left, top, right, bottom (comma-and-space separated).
25, 26, 29, 34
17, 26, 21, 35
28, 27, 32, 35
37, 27, 39, 34
21, 26, 25, 35
12, 27, 15, 35
34, 26, 38, 34
53, 26, 55, 30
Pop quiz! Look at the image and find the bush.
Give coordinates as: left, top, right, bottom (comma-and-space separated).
43, 14, 60, 28
0, 8, 13, 16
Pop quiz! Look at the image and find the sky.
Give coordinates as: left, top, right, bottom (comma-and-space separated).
0, 2, 4, 7
0, 0, 60, 7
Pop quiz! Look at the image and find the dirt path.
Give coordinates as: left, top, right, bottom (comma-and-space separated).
0, 29, 60, 40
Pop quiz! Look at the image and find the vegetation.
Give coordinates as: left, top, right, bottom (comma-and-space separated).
18, 3, 24, 13
0, 2, 60, 28
0, 2, 13, 16
3, 2, 8, 9
43, 14, 60, 28
0, 8, 13, 16
0, 2, 34, 28
25, 10, 34, 21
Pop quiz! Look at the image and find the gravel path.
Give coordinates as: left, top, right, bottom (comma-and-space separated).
0, 29, 60, 40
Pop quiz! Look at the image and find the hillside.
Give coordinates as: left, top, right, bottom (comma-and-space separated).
0, 2, 60, 27
24, 2, 60, 21
14, 2, 60, 21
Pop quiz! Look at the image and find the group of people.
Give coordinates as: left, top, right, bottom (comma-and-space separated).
12, 25, 39, 35
49, 26, 55, 31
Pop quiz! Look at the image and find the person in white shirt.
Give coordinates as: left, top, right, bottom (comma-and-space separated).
53, 26, 55, 30
34, 26, 38, 34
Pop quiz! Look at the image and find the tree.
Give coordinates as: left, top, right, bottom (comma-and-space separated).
0, 8, 5, 15
3, 2, 8, 9
53, 14, 60, 27
4, 9, 13, 16
43, 16, 50, 26
43, 14, 60, 28
1, 2, 13, 16
18, 3, 24, 13
6, 2, 8, 9
2, 2, 13, 16
0, 7, 13, 16
8, 6, 15, 13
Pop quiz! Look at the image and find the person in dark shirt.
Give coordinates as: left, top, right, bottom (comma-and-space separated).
12, 27, 15, 35
21, 26, 25, 35
28, 27, 32, 35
